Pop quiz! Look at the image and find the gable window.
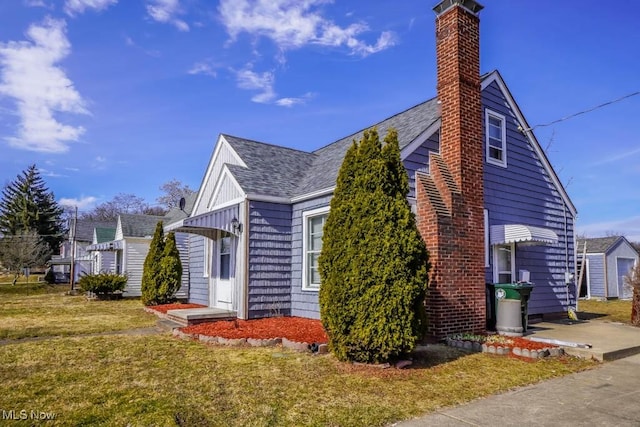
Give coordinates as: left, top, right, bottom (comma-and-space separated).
302, 207, 330, 291
486, 110, 507, 167
493, 243, 515, 283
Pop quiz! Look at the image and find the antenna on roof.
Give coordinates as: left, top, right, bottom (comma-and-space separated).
179, 197, 186, 211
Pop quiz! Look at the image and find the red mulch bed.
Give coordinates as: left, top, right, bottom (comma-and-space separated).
182, 316, 328, 343
510, 337, 558, 351
147, 303, 206, 314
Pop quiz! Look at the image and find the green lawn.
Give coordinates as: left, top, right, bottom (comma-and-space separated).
578, 299, 633, 324
0, 287, 598, 426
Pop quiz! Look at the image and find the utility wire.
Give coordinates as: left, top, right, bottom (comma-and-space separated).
519, 90, 640, 132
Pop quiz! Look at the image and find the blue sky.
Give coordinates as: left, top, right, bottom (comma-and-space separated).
1, 0, 639, 240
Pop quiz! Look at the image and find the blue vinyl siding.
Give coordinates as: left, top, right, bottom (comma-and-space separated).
403, 130, 439, 198
586, 254, 606, 298
247, 201, 292, 318
482, 81, 575, 316
188, 234, 209, 306
291, 195, 333, 319
174, 232, 190, 298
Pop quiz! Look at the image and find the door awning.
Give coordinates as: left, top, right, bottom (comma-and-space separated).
490, 224, 558, 246
86, 240, 124, 251
176, 205, 240, 238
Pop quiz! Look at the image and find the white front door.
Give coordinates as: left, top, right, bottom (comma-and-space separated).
210, 231, 235, 310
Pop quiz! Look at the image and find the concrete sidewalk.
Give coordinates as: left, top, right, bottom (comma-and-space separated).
395, 352, 640, 426
527, 319, 640, 361
396, 320, 640, 426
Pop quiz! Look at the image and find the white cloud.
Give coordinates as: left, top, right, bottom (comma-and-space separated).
235, 66, 313, 107
218, 0, 397, 56
24, 0, 49, 7
146, 0, 189, 32
590, 146, 640, 166
0, 18, 89, 153
275, 92, 314, 107
236, 67, 276, 104
64, 0, 118, 16
188, 62, 217, 78
38, 167, 65, 177
579, 216, 640, 242
59, 196, 98, 209
95, 156, 106, 163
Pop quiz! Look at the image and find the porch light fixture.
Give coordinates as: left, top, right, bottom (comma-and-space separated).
231, 217, 243, 234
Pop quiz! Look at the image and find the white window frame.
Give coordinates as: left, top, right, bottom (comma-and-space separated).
492, 243, 515, 283
485, 109, 507, 167
302, 206, 330, 291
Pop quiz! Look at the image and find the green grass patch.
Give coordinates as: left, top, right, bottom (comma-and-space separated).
578, 299, 632, 323
0, 335, 596, 426
0, 292, 156, 340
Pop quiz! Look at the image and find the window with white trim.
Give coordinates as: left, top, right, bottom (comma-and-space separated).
493, 243, 515, 283
302, 207, 330, 290
486, 110, 507, 167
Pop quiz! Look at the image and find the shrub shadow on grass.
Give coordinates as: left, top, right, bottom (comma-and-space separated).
409, 344, 474, 369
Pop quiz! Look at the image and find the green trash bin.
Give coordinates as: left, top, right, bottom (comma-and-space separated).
494, 283, 534, 336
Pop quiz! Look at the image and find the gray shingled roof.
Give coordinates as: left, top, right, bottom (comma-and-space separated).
295, 98, 440, 195
163, 192, 197, 225
223, 135, 316, 198
577, 236, 624, 254
72, 220, 117, 242
220, 97, 440, 199
119, 214, 164, 238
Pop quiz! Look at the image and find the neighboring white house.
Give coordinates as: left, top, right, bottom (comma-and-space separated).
87, 214, 163, 297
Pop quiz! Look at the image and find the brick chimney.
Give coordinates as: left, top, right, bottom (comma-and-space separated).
416, 0, 485, 339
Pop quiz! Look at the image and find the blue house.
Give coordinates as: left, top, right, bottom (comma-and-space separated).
577, 236, 639, 300
176, 0, 577, 337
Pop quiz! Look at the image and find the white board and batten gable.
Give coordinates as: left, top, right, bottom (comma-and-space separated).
192, 135, 247, 216
114, 216, 124, 241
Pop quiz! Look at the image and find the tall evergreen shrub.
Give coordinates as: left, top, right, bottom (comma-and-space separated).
141, 222, 165, 305
156, 232, 183, 304
319, 128, 430, 363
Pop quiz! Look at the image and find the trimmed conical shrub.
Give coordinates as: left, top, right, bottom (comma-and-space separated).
141, 221, 165, 305
156, 232, 183, 304
319, 127, 430, 363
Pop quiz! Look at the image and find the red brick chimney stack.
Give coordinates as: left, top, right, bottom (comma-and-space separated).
416, 0, 485, 339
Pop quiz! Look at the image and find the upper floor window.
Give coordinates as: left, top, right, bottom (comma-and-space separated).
302, 206, 330, 291
486, 110, 507, 167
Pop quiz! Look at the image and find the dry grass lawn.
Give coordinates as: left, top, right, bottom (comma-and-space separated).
0, 286, 599, 426
578, 299, 633, 324
0, 284, 156, 339
0, 335, 596, 427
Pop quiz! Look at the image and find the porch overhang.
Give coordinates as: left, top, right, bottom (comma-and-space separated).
175, 205, 240, 238
86, 240, 124, 251
47, 257, 71, 266
490, 224, 559, 246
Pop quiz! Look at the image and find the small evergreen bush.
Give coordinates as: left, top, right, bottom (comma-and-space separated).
319, 128, 430, 363
78, 272, 127, 297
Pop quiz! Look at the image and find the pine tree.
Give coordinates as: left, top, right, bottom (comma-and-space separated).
319, 127, 430, 363
156, 232, 183, 304
141, 221, 165, 305
0, 165, 64, 253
